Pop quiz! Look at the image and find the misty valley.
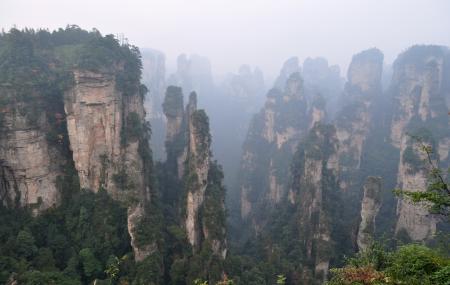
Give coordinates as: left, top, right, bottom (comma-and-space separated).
0, 24, 449, 285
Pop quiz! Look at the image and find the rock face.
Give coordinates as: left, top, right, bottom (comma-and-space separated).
302, 57, 344, 117
335, 48, 384, 192
163, 88, 227, 258
64, 70, 122, 194
273, 57, 301, 90
239, 72, 311, 230
64, 69, 153, 261
395, 138, 437, 241
0, 88, 63, 212
162, 86, 184, 144
357, 176, 382, 251
293, 124, 341, 284
390, 46, 450, 241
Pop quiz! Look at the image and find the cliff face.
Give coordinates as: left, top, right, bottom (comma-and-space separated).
292, 124, 341, 284
273, 57, 301, 90
0, 88, 63, 212
64, 70, 122, 195
162, 88, 227, 259
335, 48, 383, 192
239, 72, 311, 229
357, 176, 382, 251
390, 46, 450, 241
302, 57, 344, 117
64, 69, 154, 261
395, 138, 436, 241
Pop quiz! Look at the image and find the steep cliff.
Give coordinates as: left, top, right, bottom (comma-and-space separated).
390, 46, 450, 241
273, 57, 301, 90
161, 87, 227, 283
335, 48, 383, 192
239, 72, 310, 231
357, 176, 382, 251
0, 87, 64, 212
64, 67, 155, 260
278, 123, 342, 284
0, 29, 70, 212
302, 57, 344, 117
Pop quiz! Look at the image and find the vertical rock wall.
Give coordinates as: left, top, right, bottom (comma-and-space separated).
357, 176, 382, 251
0, 90, 62, 212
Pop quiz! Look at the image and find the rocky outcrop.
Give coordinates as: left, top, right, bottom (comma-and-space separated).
0, 88, 63, 212
357, 176, 382, 251
163, 86, 184, 144
239, 72, 309, 226
395, 138, 436, 241
335, 48, 383, 192
293, 124, 341, 284
64, 69, 154, 261
273, 57, 301, 90
163, 88, 227, 258
302, 57, 344, 117
390, 46, 450, 241
64, 71, 122, 194
185, 93, 211, 249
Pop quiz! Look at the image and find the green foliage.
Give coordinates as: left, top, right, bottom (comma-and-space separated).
327, 243, 450, 285
16, 230, 37, 259
112, 168, 133, 191
133, 253, 164, 285
18, 270, 82, 285
124, 112, 143, 140
402, 145, 423, 173
191, 110, 212, 161
79, 248, 102, 278
202, 162, 227, 241
0, 189, 131, 284
163, 86, 184, 117
276, 274, 287, 285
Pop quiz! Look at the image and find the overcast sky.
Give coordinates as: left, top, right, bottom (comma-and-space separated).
1, 0, 450, 79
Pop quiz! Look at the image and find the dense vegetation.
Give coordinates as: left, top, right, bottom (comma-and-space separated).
327, 243, 450, 285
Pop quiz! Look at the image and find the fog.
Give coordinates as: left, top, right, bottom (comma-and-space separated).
1, 0, 449, 78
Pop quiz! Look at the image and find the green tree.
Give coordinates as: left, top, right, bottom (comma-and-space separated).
16, 230, 37, 259
79, 248, 101, 279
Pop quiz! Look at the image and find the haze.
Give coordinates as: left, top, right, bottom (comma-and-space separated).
1, 0, 450, 77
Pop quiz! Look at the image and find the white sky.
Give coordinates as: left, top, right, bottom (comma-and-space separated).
1, 0, 450, 78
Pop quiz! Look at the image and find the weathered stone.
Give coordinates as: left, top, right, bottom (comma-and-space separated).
357, 176, 382, 251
